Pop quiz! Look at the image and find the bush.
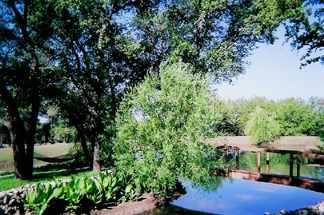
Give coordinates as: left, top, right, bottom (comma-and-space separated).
245, 107, 281, 144
113, 62, 223, 196
25, 171, 141, 215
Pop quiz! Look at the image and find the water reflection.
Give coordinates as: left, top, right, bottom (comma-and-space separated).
149, 177, 324, 215
238, 152, 324, 181
148, 152, 324, 215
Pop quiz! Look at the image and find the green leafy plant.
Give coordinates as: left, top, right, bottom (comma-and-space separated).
24, 171, 140, 215
245, 107, 281, 144
113, 62, 223, 196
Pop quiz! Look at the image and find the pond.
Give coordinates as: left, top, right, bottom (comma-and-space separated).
149, 178, 324, 215
148, 152, 324, 215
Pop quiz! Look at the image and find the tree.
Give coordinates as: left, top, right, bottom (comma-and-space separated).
0, 0, 312, 177
275, 98, 323, 136
245, 107, 281, 144
0, 0, 61, 178
51, 0, 306, 170
0, 101, 5, 122
285, 0, 323, 67
231, 97, 275, 134
133, 0, 306, 81
113, 62, 222, 194
309, 97, 324, 114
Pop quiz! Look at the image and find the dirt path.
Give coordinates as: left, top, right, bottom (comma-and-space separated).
91, 193, 159, 215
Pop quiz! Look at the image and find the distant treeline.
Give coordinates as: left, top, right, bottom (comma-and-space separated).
1, 97, 322, 147
210, 97, 324, 138
0, 106, 77, 145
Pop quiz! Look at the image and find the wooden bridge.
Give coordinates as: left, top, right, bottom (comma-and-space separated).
207, 136, 324, 192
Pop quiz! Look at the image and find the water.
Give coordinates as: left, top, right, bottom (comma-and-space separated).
238, 152, 324, 181
149, 177, 324, 215
148, 152, 324, 215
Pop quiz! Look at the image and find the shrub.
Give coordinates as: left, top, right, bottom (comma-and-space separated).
245, 107, 281, 144
113, 62, 223, 196
25, 171, 140, 215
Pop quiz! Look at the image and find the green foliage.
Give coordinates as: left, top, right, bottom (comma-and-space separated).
51, 123, 76, 143
0, 168, 91, 192
207, 99, 241, 136
275, 98, 323, 136
68, 142, 90, 164
0, 0, 314, 178
25, 171, 140, 215
230, 97, 275, 134
284, 0, 323, 66
113, 62, 223, 196
155, 0, 305, 81
245, 107, 281, 144
228, 97, 324, 137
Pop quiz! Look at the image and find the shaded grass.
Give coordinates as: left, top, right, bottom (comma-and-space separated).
0, 143, 73, 172
0, 143, 88, 192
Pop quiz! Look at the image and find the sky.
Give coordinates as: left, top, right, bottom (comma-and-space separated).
216, 31, 324, 101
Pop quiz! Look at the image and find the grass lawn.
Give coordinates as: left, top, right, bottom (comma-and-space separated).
0, 143, 80, 192
0, 143, 73, 172
0, 167, 92, 192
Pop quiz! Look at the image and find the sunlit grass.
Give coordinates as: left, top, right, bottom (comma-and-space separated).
0, 168, 92, 192
0, 143, 85, 192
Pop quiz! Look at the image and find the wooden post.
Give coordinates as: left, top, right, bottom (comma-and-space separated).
296, 156, 301, 177
235, 148, 240, 169
224, 145, 228, 161
289, 153, 294, 177
93, 141, 101, 172
256, 151, 261, 173
266, 152, 270, 174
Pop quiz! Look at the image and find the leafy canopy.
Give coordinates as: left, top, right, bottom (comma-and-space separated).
113, 62, 223, 195
275, 98, 324, 136
245, 107, 281, 144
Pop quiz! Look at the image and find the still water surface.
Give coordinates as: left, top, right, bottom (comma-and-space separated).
149, 152, 324, 215
149, 178, 324, 215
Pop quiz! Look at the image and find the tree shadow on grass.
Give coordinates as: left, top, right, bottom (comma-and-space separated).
32, 166, 90, 180
0, 162, 90, 191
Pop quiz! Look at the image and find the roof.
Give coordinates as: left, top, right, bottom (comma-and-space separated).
205, 136, 323, 159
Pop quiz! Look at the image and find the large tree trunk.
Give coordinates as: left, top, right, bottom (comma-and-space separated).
12, 124, 28, 179
92, 140, 101, 172
12, 143, 34, 179
11, 121, 35, 179
0, 86, 34, 179
78, 131, 92, 165
1, 85, 40, 179
10, 116, 37, 179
